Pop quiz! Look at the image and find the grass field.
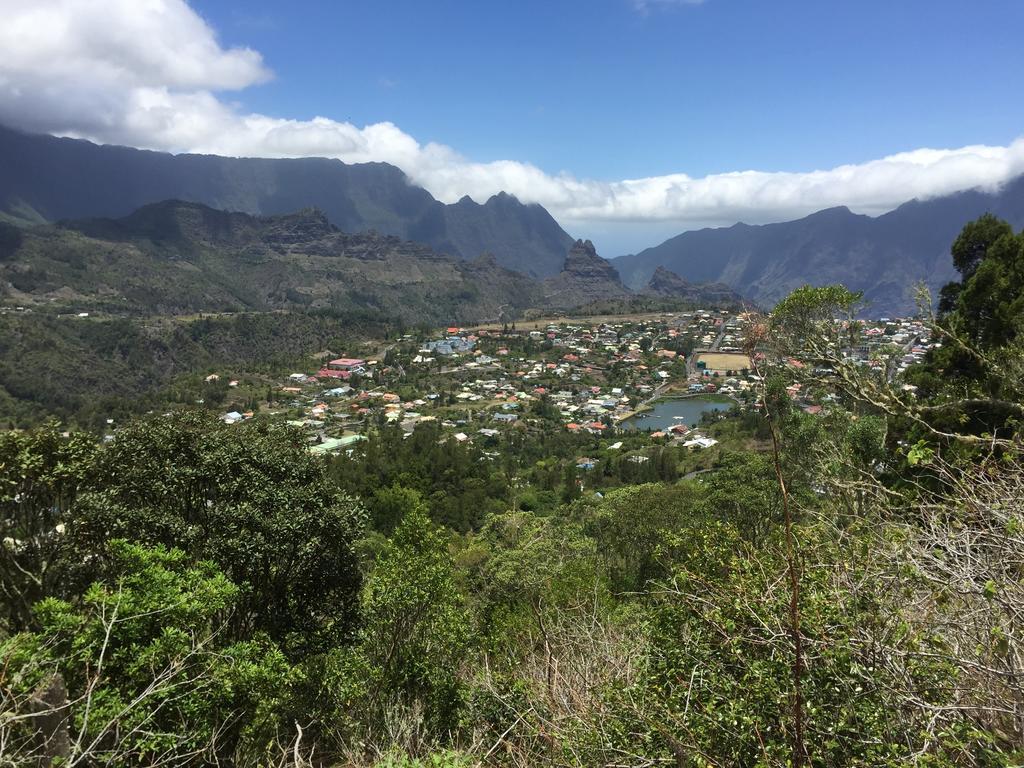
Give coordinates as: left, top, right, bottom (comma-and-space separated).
696, 352, 752, 371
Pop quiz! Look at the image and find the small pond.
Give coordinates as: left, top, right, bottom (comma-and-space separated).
622, 396, 733, 431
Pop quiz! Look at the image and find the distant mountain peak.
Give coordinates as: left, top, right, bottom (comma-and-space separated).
485, 191, 520, 206
60, 199, 261, 246
805, 205, 857, 219
644, 265, 747, 307
649, 264, 690, 287
562, 239, 617, 276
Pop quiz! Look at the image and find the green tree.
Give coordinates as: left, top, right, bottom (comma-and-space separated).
0, 423, 98, 631
1, 541, 293, 765
571, 483, 700, 593
369, 483, 426, 534
644, 524, 996, 766
911, 215, 1024, 440
700, 452, 790, 545
561, 463, 580, 503
73, 411, 365, 657
358, 508, 472, 736
950, 213, 1014, 282
949, 220, 1024, 349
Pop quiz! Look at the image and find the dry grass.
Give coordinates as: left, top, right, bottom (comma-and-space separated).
696, 352, 751, 371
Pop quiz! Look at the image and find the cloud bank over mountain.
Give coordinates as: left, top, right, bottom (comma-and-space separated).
3, 0, 1024, 233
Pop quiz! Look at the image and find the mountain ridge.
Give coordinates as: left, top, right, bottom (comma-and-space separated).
614, 176, 1024, 313
0, 201, 744, 322
0, 124, 575, 277
2, 200, 541, 323
643, 265, 747, 307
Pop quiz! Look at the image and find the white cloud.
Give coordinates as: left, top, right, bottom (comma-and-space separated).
2, 0, 1023, 239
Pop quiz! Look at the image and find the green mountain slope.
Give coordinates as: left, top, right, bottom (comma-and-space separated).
0, 200, 544, 324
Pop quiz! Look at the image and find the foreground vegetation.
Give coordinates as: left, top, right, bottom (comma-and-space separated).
2, 215, 1024, 766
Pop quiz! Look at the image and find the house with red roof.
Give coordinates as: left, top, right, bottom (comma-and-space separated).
318, 358, 366, 379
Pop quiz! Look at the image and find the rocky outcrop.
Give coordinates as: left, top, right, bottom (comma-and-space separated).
644, 265, 747, 307
563, 240, 622, 281
542, 239, 630, 309
646, 265, 691, 294
262, 208, 336, 246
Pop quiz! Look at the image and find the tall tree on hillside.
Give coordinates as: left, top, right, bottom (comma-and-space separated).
914, 215, 1024, 438
0, 425, 98, 631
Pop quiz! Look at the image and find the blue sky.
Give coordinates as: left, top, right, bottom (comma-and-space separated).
197, 0, 1024, 180
2, 0, 1024, 253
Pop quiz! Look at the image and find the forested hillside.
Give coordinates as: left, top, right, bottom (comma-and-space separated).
3, 215, 1023, 766
0, 310, 392, 428
0, 200, 543, 321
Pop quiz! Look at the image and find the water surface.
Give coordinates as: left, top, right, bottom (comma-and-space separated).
622, 396, 732, 431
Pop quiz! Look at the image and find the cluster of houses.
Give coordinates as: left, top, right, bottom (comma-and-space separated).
208, 312, 935, 457
210, 316, 740, 450
316, 357, 367, 380
856, 318, 934, 375
777, 317, 934, 415
422, 333, 476, 357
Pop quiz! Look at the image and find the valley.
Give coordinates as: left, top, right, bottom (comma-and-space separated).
3, 4, 1024, 759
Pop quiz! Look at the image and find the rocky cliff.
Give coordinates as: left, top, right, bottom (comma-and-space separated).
644, 265, 748, 307
543, 239, 630, 309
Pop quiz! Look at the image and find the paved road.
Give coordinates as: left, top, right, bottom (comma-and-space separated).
686, 315, 733, 378
711, 316, 732, 351
682, 467, 715, 481
887, 332, 920, 382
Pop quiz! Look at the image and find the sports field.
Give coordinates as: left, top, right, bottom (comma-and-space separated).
696, 352, 752, 371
